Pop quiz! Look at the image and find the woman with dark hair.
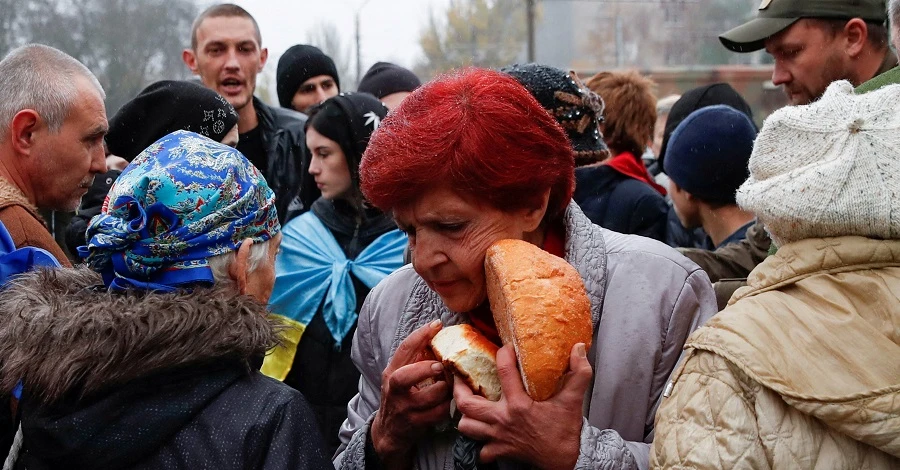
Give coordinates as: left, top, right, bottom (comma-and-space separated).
263, 93, 406, 455
334, 68, 716, 470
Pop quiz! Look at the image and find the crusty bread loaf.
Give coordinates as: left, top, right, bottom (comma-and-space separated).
430, 324, 501, 401
485, 239, 592, 401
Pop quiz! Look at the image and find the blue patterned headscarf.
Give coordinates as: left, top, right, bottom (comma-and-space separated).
80, 130, 281, 292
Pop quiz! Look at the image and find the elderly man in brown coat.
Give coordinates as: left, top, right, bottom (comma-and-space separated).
0, 44, 108, 266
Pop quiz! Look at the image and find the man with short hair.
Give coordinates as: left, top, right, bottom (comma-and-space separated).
276, 44, 341, 114
182, 3, 316, 222
0, 44, 108, 267
720, 0, 894, 105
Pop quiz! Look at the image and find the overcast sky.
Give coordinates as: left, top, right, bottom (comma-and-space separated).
211, 0, 450, 76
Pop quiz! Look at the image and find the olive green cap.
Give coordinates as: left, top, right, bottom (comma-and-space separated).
719, 0, 887, 53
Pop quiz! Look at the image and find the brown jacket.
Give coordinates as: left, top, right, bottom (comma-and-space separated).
679, 221, 770, 282
652, 236, 900, 469
0, 177, 71, 267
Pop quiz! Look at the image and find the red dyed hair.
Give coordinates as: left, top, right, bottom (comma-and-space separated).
360, 68, 575, 220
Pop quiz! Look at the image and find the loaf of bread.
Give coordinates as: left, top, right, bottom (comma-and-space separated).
485, 239, 592, 401
430, 324, 501, 401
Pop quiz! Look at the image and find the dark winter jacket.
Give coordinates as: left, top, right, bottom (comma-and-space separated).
254, 97, 318, 223
0, 268, 331, 470
574, 164, 668, 242
283, 198, 397, 455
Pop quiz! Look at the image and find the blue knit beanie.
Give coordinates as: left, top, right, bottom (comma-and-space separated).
663, 105, 757, 204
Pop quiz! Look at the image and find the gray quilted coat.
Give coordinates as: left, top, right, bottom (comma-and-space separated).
334, 202, 717, 470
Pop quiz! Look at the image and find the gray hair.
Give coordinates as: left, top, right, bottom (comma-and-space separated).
207, 239, 272, 288
891, 0, 900, 27
0, 44, 105, 137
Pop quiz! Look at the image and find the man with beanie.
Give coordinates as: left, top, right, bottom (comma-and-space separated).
664, 105, 757, 251
719, 0, 894, 105
653, 80, 900, 469
357, 61, 421, 110
277, 45, 340, 114
183, 4, 314, 223
65, 80, 240, 255
663, 85, 771, 293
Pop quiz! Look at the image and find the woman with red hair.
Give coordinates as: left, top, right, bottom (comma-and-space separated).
334, 68, 716, 470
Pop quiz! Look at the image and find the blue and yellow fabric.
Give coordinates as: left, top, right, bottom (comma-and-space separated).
0, 219, 60, 399
262, 212, 407, 380
80, 130, 280, 292
0, 221, 59, 286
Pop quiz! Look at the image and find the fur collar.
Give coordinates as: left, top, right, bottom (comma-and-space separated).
0, 267, 279, 405
0, 176, 43, 224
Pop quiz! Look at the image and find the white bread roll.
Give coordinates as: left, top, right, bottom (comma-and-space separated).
430, 324, 501, 401
485, 239, 592, 401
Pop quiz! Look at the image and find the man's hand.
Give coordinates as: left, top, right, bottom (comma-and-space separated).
371, 320, 452, 468
454, 343, 592, 470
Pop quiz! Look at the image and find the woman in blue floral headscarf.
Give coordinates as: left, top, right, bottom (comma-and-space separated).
0, 131, 330, 470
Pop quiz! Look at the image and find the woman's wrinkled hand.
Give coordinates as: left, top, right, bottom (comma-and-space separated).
454, 343, 592, 470
371, 320, 452, 468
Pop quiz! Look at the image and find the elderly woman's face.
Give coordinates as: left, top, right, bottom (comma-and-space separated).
394, 185, 545, 313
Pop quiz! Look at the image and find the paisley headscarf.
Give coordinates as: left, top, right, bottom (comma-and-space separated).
80, 130, 281, 292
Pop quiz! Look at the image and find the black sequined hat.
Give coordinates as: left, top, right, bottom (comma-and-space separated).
106, 80, 239, 162
502, 63, 609, 166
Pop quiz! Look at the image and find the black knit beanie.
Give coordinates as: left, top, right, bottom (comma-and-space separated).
357, 62, 421, 99
106, 80, 238, 161
277, 44, 341, 109
502, 63, 610, 167
657, 83, 756, 169
305, 92, 388, 184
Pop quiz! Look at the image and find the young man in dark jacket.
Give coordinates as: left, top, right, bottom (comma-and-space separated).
183, 3, 319, 222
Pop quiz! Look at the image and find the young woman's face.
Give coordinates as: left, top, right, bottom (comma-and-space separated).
306, 127, 352, 201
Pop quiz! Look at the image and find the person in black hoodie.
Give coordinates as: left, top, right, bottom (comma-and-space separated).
0, 131, 330, 470
262, 93, 407, 455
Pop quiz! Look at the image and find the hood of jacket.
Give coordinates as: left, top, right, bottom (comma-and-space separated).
688, 236, 900, 457
311, 197, 396, 258
0, 266, 278, 405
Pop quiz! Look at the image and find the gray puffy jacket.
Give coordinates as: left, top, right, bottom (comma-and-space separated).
334, 202, 716, 470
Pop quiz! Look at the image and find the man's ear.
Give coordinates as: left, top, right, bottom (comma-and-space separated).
258, 47, 269, 72
9, 109, 41, 156
844, 18, 868, 57
229, 238, 254, 295
182, 48, 199, 74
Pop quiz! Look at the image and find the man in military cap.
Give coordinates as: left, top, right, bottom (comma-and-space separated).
720, 0, 894, 105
